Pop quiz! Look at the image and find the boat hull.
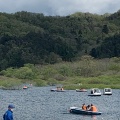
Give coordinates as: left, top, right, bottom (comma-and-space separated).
88, 94, 101, 96
70, 107, 102, 115
51, 89, 65, 92
76, 89, 87, 92
103, 93, 112, 95
23, 87, 28, 89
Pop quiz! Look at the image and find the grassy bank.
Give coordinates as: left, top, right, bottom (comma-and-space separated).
0, 56, 120, 89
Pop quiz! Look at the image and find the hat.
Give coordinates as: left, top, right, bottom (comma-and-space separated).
8, 104, 15, 108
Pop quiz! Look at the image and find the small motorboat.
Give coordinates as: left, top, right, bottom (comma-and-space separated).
50, 89, 65, 92
23, 86, 28, 89
51, 87, 65, 92
76, 89, 87, 92
69, 107, 102, 115
88, 88, 101, 96
103, 88, 112, 95
51, 89, 57, 92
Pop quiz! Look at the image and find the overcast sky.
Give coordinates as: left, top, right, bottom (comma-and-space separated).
0, 0, 120, 16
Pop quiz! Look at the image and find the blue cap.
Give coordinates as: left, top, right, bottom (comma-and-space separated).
8, 104, 15, 108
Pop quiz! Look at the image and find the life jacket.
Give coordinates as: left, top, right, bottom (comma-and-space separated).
91, 105, 98, 112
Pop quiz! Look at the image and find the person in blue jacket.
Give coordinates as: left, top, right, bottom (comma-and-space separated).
3, 104, 15, 120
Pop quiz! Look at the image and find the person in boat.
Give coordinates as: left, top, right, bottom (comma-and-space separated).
86, 105, 91, 111
57, 87, 60, 90
82, 103, 87, 110
3, 104, 15, 120
94, 89, 97, 93
80, 88, 85, 91
61, 87, 64, 91
90, 104, 98, 112
91, 90, 93, 94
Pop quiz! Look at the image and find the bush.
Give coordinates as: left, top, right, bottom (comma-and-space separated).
14, 67, 36, 80
58, 65, 73, 76
0, 67, 15, 77
109, 64, 120, 71
40, 66, 58, 80
34, 79, 47, 86
0, 65, 36, 80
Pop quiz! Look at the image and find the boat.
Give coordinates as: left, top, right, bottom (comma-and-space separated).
103, 88, 112, 95
50, 89, 57, 92
23, 86, 28, 89
88, 88, 101, 96
50, 89, 65, 92
76, 89, 87, 92
51, 87, 65, 92
69, 107, 102, 115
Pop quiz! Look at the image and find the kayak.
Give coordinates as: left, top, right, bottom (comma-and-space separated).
69, 107, 102, 115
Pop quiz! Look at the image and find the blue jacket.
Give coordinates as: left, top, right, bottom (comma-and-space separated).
3, 110, 14, 120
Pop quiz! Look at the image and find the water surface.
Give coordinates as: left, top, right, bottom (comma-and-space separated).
0, 87, 120, 120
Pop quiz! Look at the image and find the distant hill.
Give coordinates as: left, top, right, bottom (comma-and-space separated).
0, 10, 120, 70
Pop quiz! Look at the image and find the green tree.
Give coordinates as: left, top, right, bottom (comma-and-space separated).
102, 24, 109, 34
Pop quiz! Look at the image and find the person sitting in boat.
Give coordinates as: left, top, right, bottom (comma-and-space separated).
90, 104, 98, 112
91, 90, 93, 94
61, 87, 64, 91
86, 105, 91, 111
82, 103, 86, 110
94, 89, 97, 93
57, 87, 60, 90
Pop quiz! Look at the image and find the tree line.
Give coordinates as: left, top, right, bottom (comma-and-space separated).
0, 10, 120, 70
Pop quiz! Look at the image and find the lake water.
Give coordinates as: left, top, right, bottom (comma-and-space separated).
0, 86, 120, 120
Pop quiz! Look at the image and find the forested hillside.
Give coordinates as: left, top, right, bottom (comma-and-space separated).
0, 10, 120, 70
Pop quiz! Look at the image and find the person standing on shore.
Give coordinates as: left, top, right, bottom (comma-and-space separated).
3, 104, 15, 120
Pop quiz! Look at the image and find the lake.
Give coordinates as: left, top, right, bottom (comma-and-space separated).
0, 86, 120, 120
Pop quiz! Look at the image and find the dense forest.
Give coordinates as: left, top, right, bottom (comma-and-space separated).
0, 10, 120, 70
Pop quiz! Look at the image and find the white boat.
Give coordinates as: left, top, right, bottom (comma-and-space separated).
103, 88, 112, 95
88, 88, 101, 96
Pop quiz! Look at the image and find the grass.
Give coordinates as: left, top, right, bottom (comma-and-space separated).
0, 56, 120, 89
0, 76, 22, 89
58, 75, 120, 89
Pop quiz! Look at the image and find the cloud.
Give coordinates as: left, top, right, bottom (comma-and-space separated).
0, 0, 120, 16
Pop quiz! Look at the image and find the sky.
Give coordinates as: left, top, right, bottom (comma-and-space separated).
0, 0, 120, 16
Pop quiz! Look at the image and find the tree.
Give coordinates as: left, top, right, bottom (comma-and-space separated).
102, 24, 109, 34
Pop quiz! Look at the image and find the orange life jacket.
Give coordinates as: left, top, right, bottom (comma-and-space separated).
91, 106, 98, 112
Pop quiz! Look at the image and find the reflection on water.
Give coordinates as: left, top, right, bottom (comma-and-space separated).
81, 115, 97, 120
0, 87, 120, 120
